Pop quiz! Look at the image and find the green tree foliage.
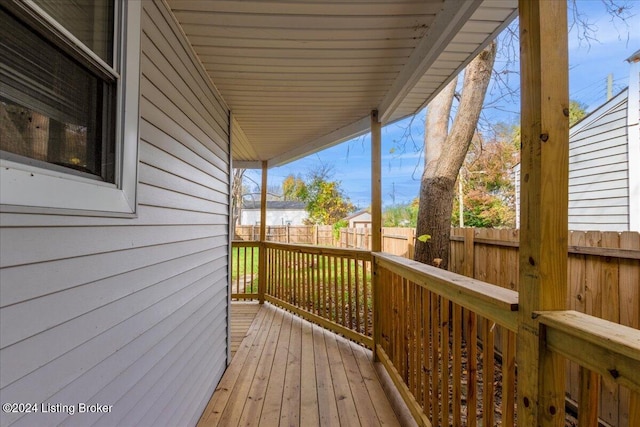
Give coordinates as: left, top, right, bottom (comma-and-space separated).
282, 174, 306, 201
452, 99, 586, 229
383, 198, 419, 227
451, 124, 519, 228
303, 179, 356, 225
282, 168, 356, 225
569, 100, 587, 126
332, 219, 349, 240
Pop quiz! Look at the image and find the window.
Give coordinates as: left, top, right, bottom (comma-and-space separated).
0, 1, 141, 215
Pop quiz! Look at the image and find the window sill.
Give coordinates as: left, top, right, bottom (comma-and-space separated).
1, 160, 137, 217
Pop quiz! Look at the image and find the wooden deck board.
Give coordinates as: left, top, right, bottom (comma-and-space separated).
236, 309, 284, 426
312, 323, 341, 427
198, 303, 270, 427
349, 341, 402, 426
198, 302, 404, 427
230, 303, 262, 357
325, 331, 361, 426
299, 320, 320, 426
281, 315, 303, 426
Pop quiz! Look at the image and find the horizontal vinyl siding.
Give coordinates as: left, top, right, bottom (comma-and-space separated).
0, 1, 230, 426
568, 95, 630, 231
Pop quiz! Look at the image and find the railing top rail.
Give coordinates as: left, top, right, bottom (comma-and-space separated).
263, 241, 373, 261
232, 240, 260, 247
374, 252, 519, 332
539, 310, 640, 393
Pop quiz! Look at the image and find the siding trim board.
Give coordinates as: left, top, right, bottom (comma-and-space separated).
0, 0, 230, 425
627, 56, 640, 230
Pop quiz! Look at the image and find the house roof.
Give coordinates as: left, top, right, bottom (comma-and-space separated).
167, 0, 517, 168
344, 209, 371, 221
570, 87, 628, 136
627, 49, 640, 63
243, 200, 307, 210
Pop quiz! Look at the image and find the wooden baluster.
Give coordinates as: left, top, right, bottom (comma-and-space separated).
340, 257, 346, 327
482, 319, 495, 427
502, 329, 516, 426
441, 298, 450, 425
630, 391, 640, 427
577, 367, 599, 426
363, 259, 369, 336
431, 292, 439, 427
453, 303, 462, 426
467, 311, 477, 427
355, 258, 360, 334
422, 288, 430, 417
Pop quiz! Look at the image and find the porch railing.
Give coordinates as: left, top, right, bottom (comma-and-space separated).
263, 242, 373, 348
538, 311, 640, 426
374, 253, 518, 427
231, 241, 260, 300
230, 240, 640, 426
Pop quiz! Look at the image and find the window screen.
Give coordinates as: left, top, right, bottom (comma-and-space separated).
31, 0, 114, 65
0, 4, 116, 182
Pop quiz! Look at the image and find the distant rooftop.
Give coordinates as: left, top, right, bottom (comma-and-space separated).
242, 200, 306, 210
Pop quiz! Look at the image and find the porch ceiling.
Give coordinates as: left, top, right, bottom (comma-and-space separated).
167, 0, 517, 168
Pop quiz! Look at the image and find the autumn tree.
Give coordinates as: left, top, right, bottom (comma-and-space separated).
282, 174, 306, 201
303, 179, 356, 225
282, 166, 356, 225
452, 125, 519, 228
568, 100, 587, 126
451, 100, 585, 228
414, 42, 496, 268
231, 168, 246, 226
383, 198, 419, 227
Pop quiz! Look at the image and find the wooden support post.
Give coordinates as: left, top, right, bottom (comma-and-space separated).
258, 161, 268, 304
371, 110, 382, 253
371, 110, 382, 361
517, 1, 569, 426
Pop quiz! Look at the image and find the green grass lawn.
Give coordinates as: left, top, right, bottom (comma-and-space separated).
231, 246, 260, 292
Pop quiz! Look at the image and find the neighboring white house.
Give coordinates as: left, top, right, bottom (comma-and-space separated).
240, 200, 308, 226
344, 209, 372, 228
515, 50, 640, 231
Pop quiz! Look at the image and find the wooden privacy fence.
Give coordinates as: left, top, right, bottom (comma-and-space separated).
234, 224, 333, 245
340, 227, 416, 258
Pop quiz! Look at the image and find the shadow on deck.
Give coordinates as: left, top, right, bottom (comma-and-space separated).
197, 302, 412, 426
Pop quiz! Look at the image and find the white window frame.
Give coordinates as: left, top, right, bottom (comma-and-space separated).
0, 0, 141, 217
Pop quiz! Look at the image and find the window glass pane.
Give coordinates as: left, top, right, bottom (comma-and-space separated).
0, 7, 116, 182
31, 0, 114, 65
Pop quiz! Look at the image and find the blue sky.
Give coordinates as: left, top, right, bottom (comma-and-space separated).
246, 1, 640, 209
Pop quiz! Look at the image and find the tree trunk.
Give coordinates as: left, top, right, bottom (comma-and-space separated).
231, 168, 245, 229
415, 41, 496, 268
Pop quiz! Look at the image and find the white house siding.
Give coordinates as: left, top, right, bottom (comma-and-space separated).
568, 90, 630, 231
0, 2, 230, 427
241, 209, 308, 226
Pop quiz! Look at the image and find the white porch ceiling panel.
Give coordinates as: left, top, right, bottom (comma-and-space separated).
167, 0, 517, 168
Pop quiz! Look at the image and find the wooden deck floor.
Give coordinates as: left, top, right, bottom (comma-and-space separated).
198, 302, 404, 427
229, 302, 261, 357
